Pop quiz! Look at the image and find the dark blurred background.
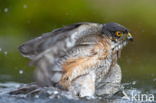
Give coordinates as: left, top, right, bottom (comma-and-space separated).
0, 0, 155, 90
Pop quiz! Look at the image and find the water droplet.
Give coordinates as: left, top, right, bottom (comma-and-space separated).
49, 95, 54, 99
23, 4, 28, 8
53, 91, 58, 94
19, 70, 24, 74
47, 90, 53, 95
4, 51, 8, 55
35, 95, 39, 98
132, 81, 136, 85
4, 8, 9, 13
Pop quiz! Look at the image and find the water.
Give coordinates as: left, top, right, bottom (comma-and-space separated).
0, 82, 155, 103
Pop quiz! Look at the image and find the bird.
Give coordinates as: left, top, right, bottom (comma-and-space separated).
18, 22, 133, 97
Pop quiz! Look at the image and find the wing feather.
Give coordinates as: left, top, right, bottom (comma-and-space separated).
19, 22, 102, 59
19, 22, 103, 86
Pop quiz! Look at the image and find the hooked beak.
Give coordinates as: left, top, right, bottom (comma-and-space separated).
127, 33, 133, 41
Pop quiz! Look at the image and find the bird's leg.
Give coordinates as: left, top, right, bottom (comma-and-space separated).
95, 64, 122, 97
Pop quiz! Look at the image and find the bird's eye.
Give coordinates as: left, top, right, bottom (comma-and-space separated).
115, 31, 123, 37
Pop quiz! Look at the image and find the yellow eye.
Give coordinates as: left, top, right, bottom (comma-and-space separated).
115, 31, 123, 37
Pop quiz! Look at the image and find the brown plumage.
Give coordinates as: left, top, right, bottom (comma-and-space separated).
18, 22, 133, 97
60, 38, 111, 89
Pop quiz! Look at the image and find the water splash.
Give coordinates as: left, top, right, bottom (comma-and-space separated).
34, 95, 39, 98
0, 82, 155, 103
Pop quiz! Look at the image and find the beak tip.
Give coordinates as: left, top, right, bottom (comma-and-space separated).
128, 37, 133, 41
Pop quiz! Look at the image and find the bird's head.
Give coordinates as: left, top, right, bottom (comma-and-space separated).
102, 22, 133, 51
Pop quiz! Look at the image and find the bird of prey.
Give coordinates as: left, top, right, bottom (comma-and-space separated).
19, 22, 133, 97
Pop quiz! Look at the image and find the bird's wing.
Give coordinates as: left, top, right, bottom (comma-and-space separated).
18, 22, 109, 87
18, 22, 102, 59
34, 36, 111, 87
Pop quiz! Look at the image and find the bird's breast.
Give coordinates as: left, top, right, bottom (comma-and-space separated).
61, 38, 111, 79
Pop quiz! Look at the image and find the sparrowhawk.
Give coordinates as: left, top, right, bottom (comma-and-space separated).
19, 22, 133, 97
